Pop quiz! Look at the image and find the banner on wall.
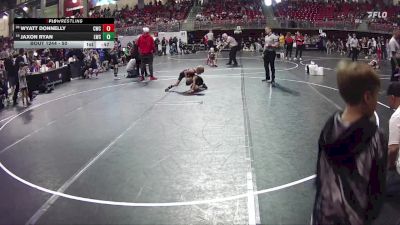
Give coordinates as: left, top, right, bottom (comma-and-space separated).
367, 11, 388, 19
119, 31, 188, 48
64, 0, 83, 17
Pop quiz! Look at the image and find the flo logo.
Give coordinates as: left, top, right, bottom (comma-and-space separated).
367, 11, 388, 19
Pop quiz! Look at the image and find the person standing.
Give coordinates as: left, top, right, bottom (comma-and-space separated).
136, 27, 157, 81
381, 36, 387, 60
389, 30, 400, 81
285, 32, 294, 60
385, 82, 400, 202
262, 27, 279, 86
18, 62, 30, 106
221, 33, 239, 67
346, 34, 352, 58
161, 37, 167, 56
350, 33, 359, 62
387, 82, 400, 171
110, 49, 120, 80
206, 30, 214, 50
233, 26, 243, 51
13, 49, 25, 105
4, 52, 14, 102
312, 61, 387, 225
294, 31, 304, 60
279, 33, 285, 50
377, 38, 383, 61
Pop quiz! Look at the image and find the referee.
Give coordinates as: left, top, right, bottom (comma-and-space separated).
262, 27, 279, 86
222, 33, 239, 67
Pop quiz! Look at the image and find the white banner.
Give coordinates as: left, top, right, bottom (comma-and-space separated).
367, 11, 388, 19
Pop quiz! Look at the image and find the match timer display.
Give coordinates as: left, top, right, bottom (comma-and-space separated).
14, 18, 115, 49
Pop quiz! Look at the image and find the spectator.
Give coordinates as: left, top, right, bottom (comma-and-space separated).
161, 37, 167, 55
294, 31, 304, 60
13, 49, 25, 106
4, 52, 14, 100
326, 40, 332, 55
285, 32, 294, 60
381, 37, 387, 60
0, 62, 7, 108
206, 30, 214, 49
18, 61, 30, 106
313, 61, 387, 225
279, 33, 285, 49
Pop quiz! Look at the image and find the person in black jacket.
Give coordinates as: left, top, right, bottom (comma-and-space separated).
161, 37, 167, 55
312, 61, 387, 225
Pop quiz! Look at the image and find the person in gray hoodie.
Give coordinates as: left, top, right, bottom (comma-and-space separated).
312, 61, 387, 225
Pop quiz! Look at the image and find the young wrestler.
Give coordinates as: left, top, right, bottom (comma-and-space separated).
207, 47, 217, 67
165, 66, 207, 93
110, 49, 120, 80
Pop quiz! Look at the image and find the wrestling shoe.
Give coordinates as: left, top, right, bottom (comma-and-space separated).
150, 76, 158, 81
165, 85, 173, 92
138, 76, 144, 81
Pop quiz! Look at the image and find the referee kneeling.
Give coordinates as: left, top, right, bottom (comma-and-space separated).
262, 27, 279, 86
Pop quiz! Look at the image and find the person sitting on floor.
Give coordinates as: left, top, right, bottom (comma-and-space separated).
126, 58, 137, 78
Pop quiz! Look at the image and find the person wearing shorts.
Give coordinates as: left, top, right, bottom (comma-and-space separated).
165, 66, 207, 93
110, 49, 120, 80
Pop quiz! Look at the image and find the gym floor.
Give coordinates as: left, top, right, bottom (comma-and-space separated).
0, 51, 398, 225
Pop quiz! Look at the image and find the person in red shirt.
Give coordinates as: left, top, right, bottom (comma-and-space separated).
136, 27, 157, 81
285, 32, 294, 60
294, 31, 304, 60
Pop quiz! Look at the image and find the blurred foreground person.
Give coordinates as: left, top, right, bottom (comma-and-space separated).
312, 61, 387, 225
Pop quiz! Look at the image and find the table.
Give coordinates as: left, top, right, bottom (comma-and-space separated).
27, 66, 71, 92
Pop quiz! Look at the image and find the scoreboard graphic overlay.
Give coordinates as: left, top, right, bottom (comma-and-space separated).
14, 18, 115, 49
